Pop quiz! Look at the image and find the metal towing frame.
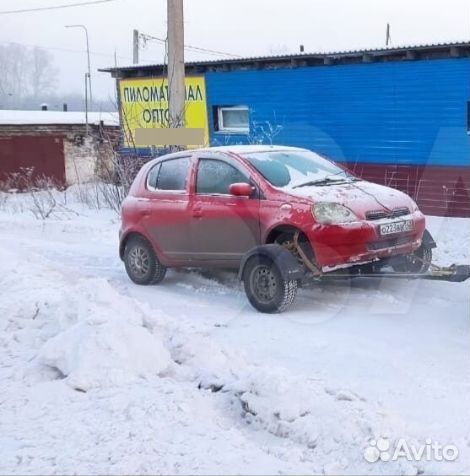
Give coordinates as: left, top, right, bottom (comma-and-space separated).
290, 230, 470, 284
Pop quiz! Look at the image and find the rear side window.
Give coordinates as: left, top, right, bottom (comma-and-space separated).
147, 163, 161, 190
196, 159, 248, 194
149, 157, 191, 191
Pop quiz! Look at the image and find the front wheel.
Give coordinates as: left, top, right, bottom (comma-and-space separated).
392, 243, 433, 274
242, 255, 298, 313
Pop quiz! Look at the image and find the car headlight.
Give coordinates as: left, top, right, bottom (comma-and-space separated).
312, 202, 358, 224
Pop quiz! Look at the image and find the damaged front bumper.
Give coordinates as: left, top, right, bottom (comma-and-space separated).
308, 211, 426, 268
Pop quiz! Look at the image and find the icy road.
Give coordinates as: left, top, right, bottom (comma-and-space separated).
0, 190, 468, 475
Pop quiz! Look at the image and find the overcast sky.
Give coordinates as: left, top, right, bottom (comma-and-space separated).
1, 0, 469, 102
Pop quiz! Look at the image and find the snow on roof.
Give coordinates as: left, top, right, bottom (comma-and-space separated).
206, 145, 306, 154
101, 40, 470, 73
0, 110, 119, 126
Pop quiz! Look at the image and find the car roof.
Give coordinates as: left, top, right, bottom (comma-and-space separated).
146, 144, 309, 167
193, 144, 307, 155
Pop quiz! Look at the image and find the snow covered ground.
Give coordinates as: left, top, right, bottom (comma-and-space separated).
0, 187, 468, 475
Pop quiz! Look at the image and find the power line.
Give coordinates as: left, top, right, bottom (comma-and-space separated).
0, 0, 117, 15
1, 41, 132, 61
140, 33, 242, 58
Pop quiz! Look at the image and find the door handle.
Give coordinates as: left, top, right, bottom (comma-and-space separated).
192, 208, 203, 218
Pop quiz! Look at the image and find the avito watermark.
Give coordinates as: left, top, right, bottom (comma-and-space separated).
364, 437, 459, 463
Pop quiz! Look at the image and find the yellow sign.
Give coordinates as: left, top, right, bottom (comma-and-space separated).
119, 76, 209, 147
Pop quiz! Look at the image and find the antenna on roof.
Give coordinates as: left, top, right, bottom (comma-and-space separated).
386, 23, 392, 46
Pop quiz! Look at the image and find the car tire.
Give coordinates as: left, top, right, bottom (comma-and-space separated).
392, 243, 432, 274
124, 235, 167, 285
242, 255, 298, 313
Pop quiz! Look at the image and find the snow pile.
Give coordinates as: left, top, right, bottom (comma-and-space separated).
0, 241, 397, 473
166, 332, 438, 474
427, 215, 470, 265
235, 371, 374, 448
39, 317, 171, 391
167, 329, 248, 387
0, 246, 171, 391
165, 327, 398, 473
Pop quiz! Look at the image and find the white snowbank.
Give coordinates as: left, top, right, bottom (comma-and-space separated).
0, 243, 172, 391
39, 319, 171, 391
0, 237, 398, 474
427, 215, 470, 265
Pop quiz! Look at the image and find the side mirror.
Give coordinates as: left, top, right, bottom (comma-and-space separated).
229, 182, 254, 197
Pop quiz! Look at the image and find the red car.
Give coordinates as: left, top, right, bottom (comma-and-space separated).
120, 145, 431, 313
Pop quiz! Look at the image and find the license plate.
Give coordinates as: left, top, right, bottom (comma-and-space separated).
379, 220, 413, 236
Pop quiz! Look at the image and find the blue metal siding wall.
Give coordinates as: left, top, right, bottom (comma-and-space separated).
206, 58, 470, 167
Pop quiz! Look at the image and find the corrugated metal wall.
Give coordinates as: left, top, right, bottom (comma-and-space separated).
206, 58, 469, 166
206, 57, 470, 215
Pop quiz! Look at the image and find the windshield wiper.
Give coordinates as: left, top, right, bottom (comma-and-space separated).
293, 176, 354, 189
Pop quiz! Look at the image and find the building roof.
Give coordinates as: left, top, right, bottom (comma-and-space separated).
0, 110, 119, 126
100, 40, 470, 77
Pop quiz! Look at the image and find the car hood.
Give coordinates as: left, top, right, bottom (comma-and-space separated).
285, 180, 416, 218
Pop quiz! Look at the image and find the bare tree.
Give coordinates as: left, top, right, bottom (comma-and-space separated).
0, 44, 57, 108
30, 47, 58, 100
0, 44, 29, 105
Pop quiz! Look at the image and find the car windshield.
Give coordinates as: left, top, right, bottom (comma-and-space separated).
243, 149, 355, 189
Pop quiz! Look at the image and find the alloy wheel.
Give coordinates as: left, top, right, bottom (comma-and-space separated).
128, 246, 151, 278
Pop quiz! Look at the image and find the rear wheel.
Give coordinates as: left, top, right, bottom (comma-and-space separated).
124, 236, 167, 285
392, 243, 432, 274
243, 255, 298, 313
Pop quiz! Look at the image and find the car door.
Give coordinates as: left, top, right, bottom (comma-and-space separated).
141, 156, 194, 262
189, 156, 261, 263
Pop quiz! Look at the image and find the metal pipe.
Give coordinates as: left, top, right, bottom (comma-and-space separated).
65, 24, 93, 109
84, 73, 89, 135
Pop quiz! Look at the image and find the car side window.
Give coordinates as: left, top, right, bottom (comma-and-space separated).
147, 163, 161, 190
196, 159, 248, 194
153, 157, 191, 191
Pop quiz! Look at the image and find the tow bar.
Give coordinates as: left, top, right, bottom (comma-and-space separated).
326, 263, 470, 283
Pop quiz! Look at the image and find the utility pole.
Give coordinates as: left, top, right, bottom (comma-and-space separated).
167, 0, 185, 128
133, 29, 139, 64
